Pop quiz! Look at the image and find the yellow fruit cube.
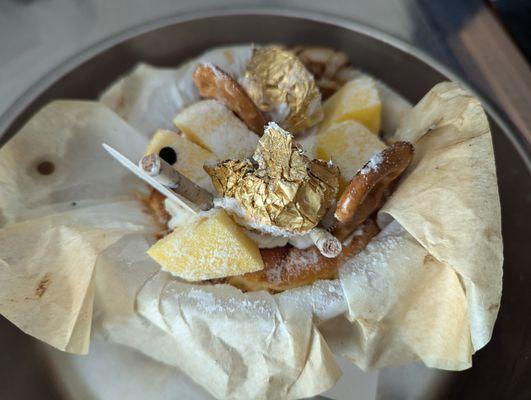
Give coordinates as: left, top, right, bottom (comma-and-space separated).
315, 121, 386, 192
145, 129, 217, 190
147, 209, 264, 281
144, 129, 180, 156
174, 99, 259, 160
319, 77, 381, 134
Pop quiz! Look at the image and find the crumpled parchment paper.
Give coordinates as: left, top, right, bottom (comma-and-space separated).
0, 45, 502, 399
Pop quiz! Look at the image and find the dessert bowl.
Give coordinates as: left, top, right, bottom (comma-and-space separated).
0, 9, 523, 400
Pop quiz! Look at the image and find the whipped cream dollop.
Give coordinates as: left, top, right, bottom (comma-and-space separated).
213, 197, 315, 249
244, 230, 314, 250
164, 198, 197, 231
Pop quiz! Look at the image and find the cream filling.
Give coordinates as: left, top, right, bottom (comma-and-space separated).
164, 197, 314, 249
213, 197, 315, 249
243, 230, 314, 249
164, 198, 197, 231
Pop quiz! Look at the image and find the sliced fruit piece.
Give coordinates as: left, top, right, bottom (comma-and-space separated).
319, 77, 381, 134
144, 129, 217, 191
144, 130, 180, 156
173, 99, 259, 160
315, 120, 386, 192
147, 209, 264, 281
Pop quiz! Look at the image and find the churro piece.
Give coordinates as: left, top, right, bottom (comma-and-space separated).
333, 142, 414, 241
228, 219, 379, 292
193, 63, 267, 134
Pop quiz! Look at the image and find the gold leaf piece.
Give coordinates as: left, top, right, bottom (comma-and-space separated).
241, 47, 323, 134
205, 123, 339, 234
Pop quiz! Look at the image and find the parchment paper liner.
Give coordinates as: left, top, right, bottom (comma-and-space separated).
0, 46, 502, 399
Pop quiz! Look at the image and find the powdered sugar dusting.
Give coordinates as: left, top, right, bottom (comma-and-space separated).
149, 209, 263, 281
360, 151, 383, 175
341, 224, 402, 284
201, 62, 225, 80
310, 280, 345, 318
174, 99, 259, 160
266, 248, 320, 284
278, 278, 347, 322
185, 287, 275, 317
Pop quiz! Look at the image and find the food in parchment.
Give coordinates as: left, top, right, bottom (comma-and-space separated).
0, 42, 502, 398
140, 45, 414, 291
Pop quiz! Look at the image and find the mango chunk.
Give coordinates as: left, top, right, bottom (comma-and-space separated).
145, 129, 217, 190
319, 77, 381, 134
173, 99, 259, 160
315, 121, 386, 192
148, 209, 264, 281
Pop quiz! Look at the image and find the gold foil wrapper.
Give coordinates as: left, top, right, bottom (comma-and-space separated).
241, 47, 323, 134
205, 123, 339, 234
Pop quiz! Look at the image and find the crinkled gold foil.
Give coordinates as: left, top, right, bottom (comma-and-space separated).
205, 123, 339, 234
241, 47, 323, 134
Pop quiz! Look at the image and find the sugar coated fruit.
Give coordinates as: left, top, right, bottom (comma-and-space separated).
319, 77, 381, 134
147, 209, 264, 281
315, 120, 386, 192
144, 129, 217, 191
173, 99, 259, 160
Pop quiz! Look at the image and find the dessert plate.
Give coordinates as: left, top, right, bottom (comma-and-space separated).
0, 9, 529, 400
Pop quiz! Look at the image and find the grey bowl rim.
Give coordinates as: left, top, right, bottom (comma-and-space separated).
0, 6, 528, 170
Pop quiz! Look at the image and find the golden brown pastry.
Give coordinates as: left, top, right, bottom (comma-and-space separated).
228, 219, 379, 292
333, 142, 414, 241
141, 189, 171, 239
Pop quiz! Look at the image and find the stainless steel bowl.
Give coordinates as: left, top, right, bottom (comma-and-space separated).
1, 9, 530, 400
